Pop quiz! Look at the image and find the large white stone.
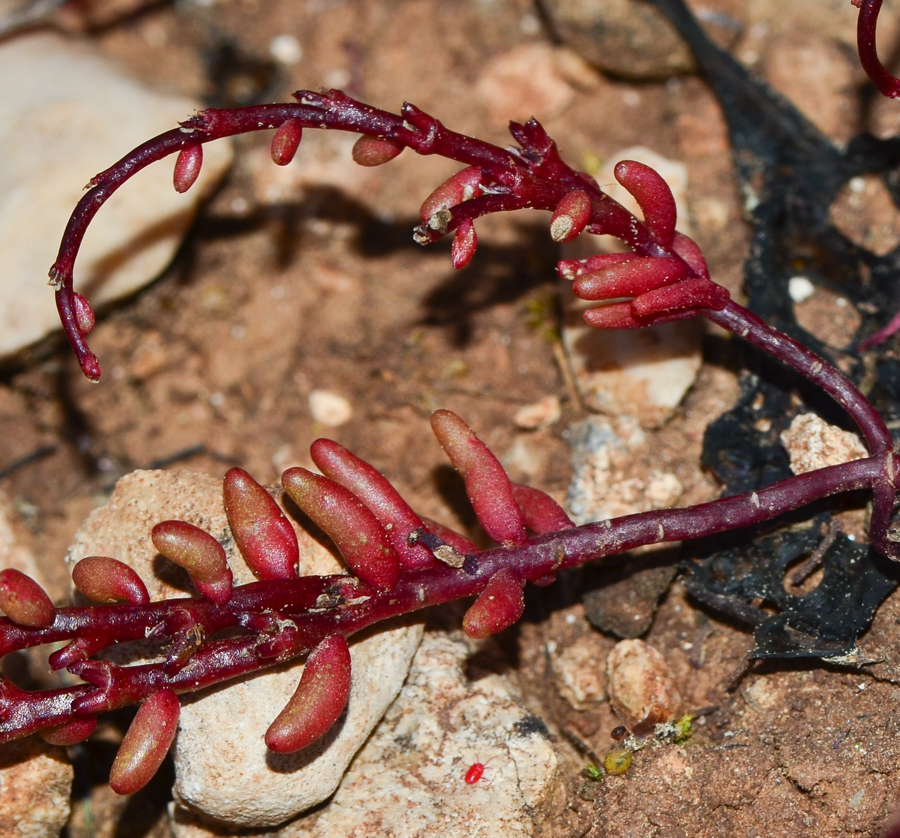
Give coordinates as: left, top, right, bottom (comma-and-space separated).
0, 32, 232, 361
67, 469, 423, 829
171, 631, 561, 838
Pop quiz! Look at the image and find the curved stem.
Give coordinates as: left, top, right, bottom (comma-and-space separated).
705, 301, 893, 454
857, 0, 900, 99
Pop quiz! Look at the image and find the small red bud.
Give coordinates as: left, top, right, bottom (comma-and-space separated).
173, 144, 203, 193
72, 556, 150, 605
271, 118, 304, 165
0, 569, 55, 628
223, 469, 299, 580
110, 690, 180, 795
151, 521, 233, 604
419, 167, 482, 229
451, 218, 477, 269
73, 292, 95, 334
462, 567, 526, 639
351, 135, 404, 166
265, 633, 352, 753
550, 189, 592, 243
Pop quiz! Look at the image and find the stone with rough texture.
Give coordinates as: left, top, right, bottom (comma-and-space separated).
0, 495, 72, 838
541, 0, 695, 80
780, 413, 868, 476
0, 32, 232, 362
67, 469, 423, 829
0, 738, 73, 838
172, 630, 561, 838
606, 638, 684, 730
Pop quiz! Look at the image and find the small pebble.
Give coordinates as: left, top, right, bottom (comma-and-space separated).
309, 390, 353, 427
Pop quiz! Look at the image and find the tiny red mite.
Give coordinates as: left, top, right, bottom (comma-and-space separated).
464, 753, 500, 785
465, 762, 486, 784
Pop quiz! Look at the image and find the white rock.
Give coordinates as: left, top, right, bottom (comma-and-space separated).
67, 469, 423, 829
308, 389, 353, 427
0, 32, 232, 362
560, 147, 703, 429
781, 413, 868, 476
566, 414, 686, 527
0, 494, 73, 838
172, 631, 561, 838
513, 395, 561, 430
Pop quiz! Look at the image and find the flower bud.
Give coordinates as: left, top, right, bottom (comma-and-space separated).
173, 145, 203, 194
271, 118, 303, 165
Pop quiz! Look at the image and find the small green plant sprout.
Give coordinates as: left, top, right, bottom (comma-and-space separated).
581, 761, 604, 782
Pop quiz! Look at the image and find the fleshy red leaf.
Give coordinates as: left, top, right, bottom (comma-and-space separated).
0, 569, 55, 628
173, 145, 203, 193
110, 689, 180, 795
223, 468, 299, 580
151, 521, 233, 604
511, 484, 574, 534
351, 134, 404, 166
271, 118, 303, 165
462, 567, 526, 639
72, 556, 149, 605
265, 633, 351, 753
281, 468, 400, 590
550, 189, 592, 243
573, 256, 686, 301
430, 410, 527, 547
614, 159, 677, 247
309, 438, 436, 570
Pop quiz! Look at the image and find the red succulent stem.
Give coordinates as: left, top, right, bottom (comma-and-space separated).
705, 301, 893, 454
856, 0, 900, 99
0, 449, 888, 741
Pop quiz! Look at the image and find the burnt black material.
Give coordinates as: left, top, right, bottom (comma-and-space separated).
646, 0, 900, 657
